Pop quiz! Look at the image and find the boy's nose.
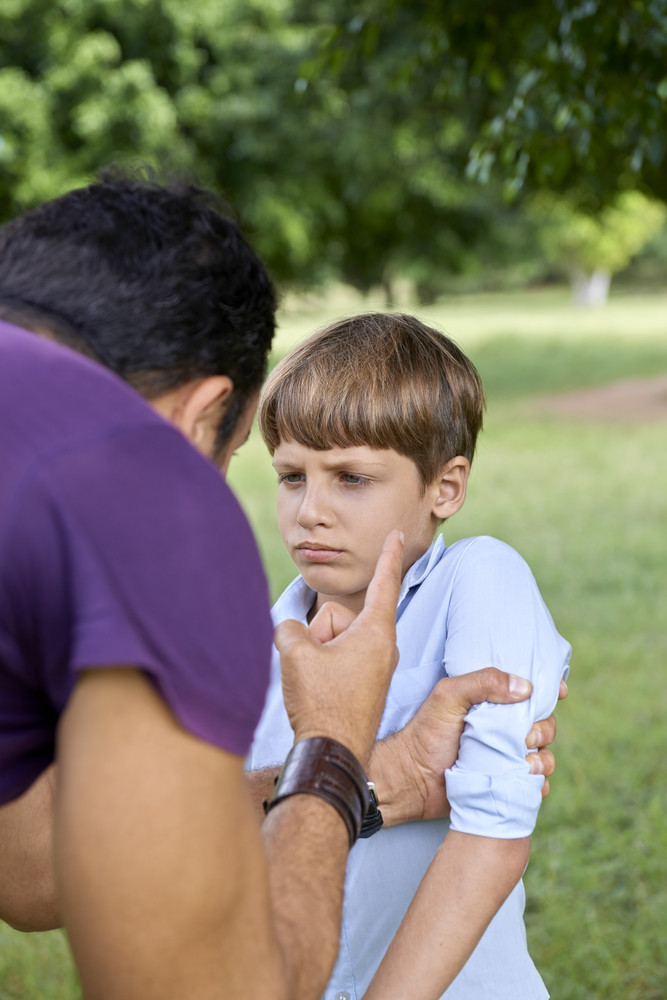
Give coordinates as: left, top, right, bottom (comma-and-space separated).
296, 487, 333, 529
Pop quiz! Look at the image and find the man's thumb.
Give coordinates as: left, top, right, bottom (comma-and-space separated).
274, 618, 310, 658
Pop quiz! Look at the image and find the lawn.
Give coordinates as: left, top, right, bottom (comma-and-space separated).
3, 287, 666, 999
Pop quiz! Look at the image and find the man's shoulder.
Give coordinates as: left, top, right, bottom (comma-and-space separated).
0, 320, 168, 489
0, 320, 231, 515
0, 318, 137, 401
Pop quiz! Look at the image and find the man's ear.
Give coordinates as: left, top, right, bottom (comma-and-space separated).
431, 456, 470, 519
154, 376, 234, 450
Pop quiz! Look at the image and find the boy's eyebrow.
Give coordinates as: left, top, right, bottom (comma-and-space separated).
272, 451, 390, 471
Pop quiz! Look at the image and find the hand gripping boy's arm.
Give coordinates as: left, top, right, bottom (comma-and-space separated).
366, 672, 565, 826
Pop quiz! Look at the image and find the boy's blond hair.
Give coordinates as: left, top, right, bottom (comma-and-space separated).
258, 312, 485, 486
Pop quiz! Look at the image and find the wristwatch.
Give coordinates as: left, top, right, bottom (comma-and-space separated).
358, 782, 384, 838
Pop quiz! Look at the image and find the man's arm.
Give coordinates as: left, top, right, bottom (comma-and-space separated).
247, 674, 565, 826
55, 531, 405, 1000
57, 668, 370, 1000
246, 766, 281, 824
0, 766, 60, 931
56, 668, 289, 1000
2, 678, 563, 938
363, 832, 530, 1000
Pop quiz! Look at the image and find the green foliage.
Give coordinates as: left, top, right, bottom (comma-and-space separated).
3, 1, 665, 297
0, 0, 190, 215
532, 191, 667, 277
299, 0, 667, 204
0, 0, 329, 281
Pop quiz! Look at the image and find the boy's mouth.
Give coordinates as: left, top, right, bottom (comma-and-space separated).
295, 542, 343, 563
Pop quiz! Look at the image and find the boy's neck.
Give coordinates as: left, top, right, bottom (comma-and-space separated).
308, 589, 367, 624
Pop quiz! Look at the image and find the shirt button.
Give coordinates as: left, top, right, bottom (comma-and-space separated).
335, 993, 351, 1000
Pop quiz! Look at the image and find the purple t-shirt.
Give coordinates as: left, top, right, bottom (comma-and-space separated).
0, 321, 273, 806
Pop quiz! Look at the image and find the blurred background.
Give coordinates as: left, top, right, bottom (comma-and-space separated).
1, 2, 666, 998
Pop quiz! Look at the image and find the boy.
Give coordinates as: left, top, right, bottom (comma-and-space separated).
248, 312, 571, 1000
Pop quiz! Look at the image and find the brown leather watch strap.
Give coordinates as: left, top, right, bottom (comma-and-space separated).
263, 737, 369, 847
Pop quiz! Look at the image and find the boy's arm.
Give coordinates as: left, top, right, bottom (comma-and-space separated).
363, 540, 570, 1000
363, 831, 530, 1000
442, 538, 571, 842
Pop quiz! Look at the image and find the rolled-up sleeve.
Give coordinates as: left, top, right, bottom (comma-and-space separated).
443, 537, 571, 838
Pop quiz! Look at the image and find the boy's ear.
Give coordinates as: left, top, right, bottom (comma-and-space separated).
431, 456, 470, 519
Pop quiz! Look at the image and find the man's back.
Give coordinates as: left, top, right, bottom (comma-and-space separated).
0, 319, 273, 806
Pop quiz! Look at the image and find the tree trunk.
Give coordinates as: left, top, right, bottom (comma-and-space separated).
570, 269, 612, 306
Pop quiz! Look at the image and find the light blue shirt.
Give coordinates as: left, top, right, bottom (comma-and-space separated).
249, 535, 571, 1000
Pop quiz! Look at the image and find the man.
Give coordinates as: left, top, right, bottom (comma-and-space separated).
0, 171, 560, 999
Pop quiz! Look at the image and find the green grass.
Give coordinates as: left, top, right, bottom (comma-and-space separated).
444, 412, 667, 999
0, 926, 79, 1000
4, 286, 667, 999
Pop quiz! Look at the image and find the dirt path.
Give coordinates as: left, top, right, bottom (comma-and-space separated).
536, 375, 667, 421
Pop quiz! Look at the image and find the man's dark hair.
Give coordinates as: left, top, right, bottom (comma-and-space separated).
0, 167, 277, 453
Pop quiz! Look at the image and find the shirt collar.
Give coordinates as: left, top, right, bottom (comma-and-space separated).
397, 534, 446, 609
272, 574, 317, 624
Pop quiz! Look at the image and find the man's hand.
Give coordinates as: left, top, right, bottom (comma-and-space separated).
525, 679, 567, 797
275, 531, 403, 766
369, 672, 568, 826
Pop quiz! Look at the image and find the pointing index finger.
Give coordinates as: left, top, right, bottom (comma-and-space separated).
359, 530, 404, 628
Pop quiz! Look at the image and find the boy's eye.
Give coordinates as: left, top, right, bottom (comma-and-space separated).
341, 473, 370, 486
277, 472, 303, 485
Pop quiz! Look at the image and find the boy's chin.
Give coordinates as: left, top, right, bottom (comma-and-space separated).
301, 571, 370, 610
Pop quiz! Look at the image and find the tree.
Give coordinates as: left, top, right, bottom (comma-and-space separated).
531, 191, 666, 304
0, 0, 337, 284
295, 0, 667, 205
0, 0, 193, 216
2, 0, 666, 295
0, 0, 535, 295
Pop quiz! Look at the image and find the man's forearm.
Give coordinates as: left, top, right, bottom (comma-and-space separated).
263, 794, 351, 999
247, 691, 559, 834
246, 765, 281, 824
366, 730, 430, 827
247, 742, 421, 832
367, 671, 561, 826
0, 766, 61, 931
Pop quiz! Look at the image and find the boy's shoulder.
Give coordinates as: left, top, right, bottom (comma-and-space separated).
445, 535, 525, 562
444, 534, 532, 573
418, 535, 540, 604
401, 535, 538, 618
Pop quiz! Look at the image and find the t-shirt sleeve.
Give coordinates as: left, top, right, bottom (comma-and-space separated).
443, 537, 571, 839
18, 423, 273, 760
